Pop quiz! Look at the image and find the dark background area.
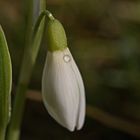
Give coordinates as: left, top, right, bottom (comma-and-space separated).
0, 0, 140, 139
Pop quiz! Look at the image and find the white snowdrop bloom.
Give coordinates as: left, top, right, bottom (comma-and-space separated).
42, 48, 85, 131
42, 14, 86, 131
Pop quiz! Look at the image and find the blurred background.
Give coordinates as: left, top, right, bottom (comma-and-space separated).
0, 0, 140, 139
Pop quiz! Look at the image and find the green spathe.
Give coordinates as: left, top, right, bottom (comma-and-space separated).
46, 19, 67, 51
0, 25, 12, 128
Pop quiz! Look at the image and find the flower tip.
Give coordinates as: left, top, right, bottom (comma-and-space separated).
76, 124, 84, 131
67, 126, 75, 132
76, 114, 85, 130
66, 121, 84, 132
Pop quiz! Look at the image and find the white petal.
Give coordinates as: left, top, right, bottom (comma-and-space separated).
65, 48, 86, 130
42, 49, 80, 131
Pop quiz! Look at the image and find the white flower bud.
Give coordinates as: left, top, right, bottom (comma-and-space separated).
42, 48, 85, 131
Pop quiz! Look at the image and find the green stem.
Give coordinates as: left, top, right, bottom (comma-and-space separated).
33, 10, 54, 36
0, 127, 6, 140
6, 0, 46, 140
6, 84, 27, 140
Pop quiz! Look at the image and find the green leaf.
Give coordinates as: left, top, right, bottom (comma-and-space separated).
0, 25, 12, 128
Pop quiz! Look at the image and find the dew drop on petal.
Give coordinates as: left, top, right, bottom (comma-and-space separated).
48, 13, 54, 19
63, 55, 71, 63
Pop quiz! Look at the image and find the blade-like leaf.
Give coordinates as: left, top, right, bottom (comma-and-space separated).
0, 25, 12, 128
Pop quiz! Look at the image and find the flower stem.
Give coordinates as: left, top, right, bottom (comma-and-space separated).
6, 0, 46, 140
0, 127, 6, 140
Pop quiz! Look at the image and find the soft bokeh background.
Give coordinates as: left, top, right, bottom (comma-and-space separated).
0, 0, 140, 139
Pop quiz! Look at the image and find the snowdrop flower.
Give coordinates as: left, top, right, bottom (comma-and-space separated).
42, 14, 86, 131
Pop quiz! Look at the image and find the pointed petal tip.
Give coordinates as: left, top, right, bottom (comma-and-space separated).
76, 107, 86, 130
66, 122, 84, 132
63, 119, 76, 132
76, 124, 84, 131
66, 118, 85, 132
76, 109, 85, 130
67, 126, 75, 132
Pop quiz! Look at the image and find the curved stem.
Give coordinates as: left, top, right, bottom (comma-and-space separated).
6, 0, 46, 140
33, 10, 54, 36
